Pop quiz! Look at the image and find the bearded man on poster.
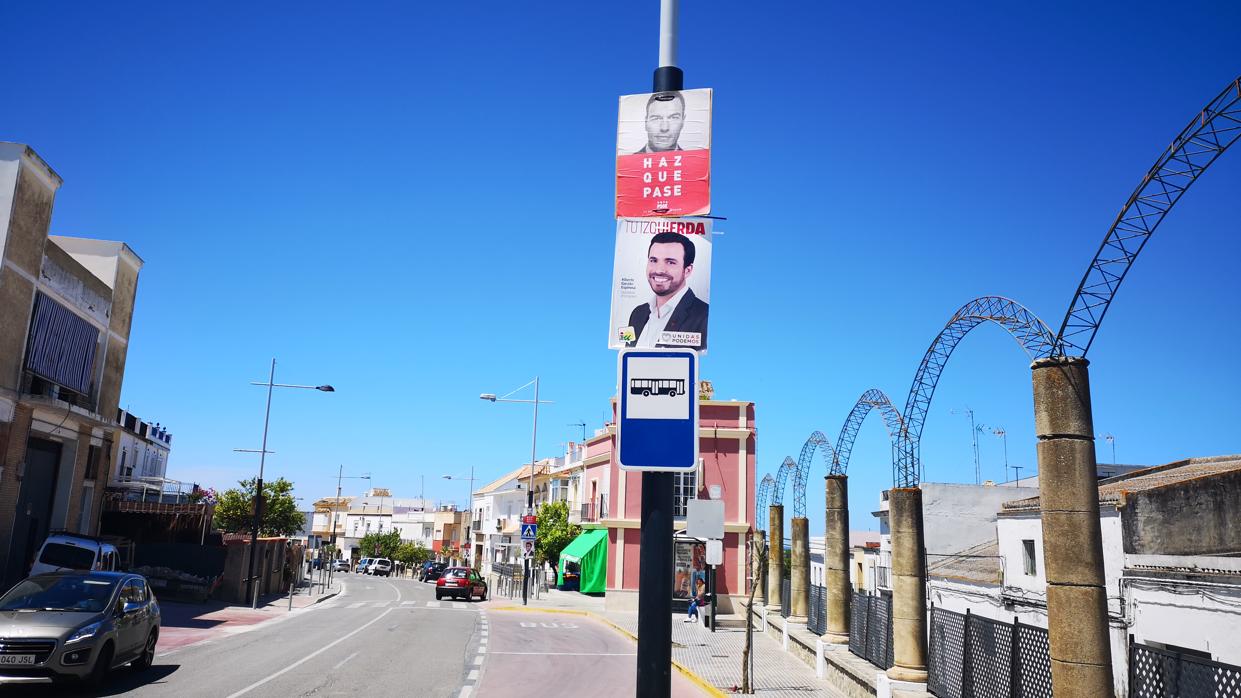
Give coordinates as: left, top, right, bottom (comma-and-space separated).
628, 231, 709, 351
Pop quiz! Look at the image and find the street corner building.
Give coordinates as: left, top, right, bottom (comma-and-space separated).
0, 143, 145, 587
588, 389, 756, 615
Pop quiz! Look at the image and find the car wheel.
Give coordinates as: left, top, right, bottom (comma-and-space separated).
132, 630, 157, 672
85, 641, 114, 689
435, 591, 442, 600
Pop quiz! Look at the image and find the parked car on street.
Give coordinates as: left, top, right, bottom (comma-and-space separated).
331, 559, 350, 572
29, 533, 121, 577
420, 561, 447, 582
435, 567, 487, 601
369, 559, 392, 577
356, 558, 371, 574
0, 571, 160, 689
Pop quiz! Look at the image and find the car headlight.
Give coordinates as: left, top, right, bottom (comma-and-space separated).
65, 621, 102, 645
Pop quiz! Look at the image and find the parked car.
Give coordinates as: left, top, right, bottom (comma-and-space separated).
356, 558, 371, 574
435, 567, 487, 601
331, 559, 350, 572
29, 533, 120, 577
420, 561, 447, 582
0, 571, 160, 689
369, 559, 392, 577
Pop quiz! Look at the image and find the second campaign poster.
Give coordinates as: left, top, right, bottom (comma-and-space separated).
609, 217, 712, 353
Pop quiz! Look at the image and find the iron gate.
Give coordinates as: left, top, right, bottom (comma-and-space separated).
807, 584, 827, 635
1130, 640, 1241, 698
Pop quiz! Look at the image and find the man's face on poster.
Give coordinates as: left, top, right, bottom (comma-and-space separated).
645, 96, 685, 151
647, 241, 692, 297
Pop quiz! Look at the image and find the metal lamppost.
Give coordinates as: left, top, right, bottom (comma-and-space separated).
991, 427, 1010, 482
237, 358, 334, 609
332, 466, 371, 548
443, 465, 476, 568
480, 377, 553, 606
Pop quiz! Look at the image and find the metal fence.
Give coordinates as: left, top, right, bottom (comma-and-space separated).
781, 579, 791, 618
849, 591, 894, 670
927, 607, 1051, 698
1130, 639, 1241, 698
807, 584, 827, 635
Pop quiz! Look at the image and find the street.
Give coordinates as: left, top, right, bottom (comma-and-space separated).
1, 574, 484, 698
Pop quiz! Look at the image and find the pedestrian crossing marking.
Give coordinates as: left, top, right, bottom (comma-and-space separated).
426, 601, 441, 608
401, 601, 417, 605
454, 602, 468, 609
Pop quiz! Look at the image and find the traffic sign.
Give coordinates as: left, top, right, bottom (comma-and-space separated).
520, 523, 537, 540
522, 515, 537, 525
617, 348, 699, 471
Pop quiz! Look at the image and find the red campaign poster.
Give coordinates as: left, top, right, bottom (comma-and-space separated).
615, 88, 712, 218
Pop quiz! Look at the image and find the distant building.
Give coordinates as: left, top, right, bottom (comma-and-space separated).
0, 143, 145, 586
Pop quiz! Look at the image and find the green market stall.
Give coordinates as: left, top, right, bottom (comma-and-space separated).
557, 529, 608, 594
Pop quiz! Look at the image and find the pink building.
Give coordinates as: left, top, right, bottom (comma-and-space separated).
582, 396, 757, 614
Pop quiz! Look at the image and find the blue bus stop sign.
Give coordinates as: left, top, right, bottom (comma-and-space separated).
617, 348, 699, 471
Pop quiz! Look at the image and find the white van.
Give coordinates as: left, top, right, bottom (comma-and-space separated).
29, 533, 120, 576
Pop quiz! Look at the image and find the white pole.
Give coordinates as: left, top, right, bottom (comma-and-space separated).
658, 0, 679, 68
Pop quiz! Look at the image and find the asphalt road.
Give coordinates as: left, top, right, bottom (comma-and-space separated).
2, 573, 484, 698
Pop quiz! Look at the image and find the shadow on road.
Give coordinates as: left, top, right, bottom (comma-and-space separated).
0, 664, 180, 697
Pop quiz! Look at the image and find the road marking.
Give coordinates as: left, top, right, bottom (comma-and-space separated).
332, 651, 359, 671
488, 645, 635, 650
467, 669, 479, 681
426, 601, 441, 608
224, 607, 396, 698
401, 601, 417, 606
371, 602, 389, 608
454, 602, 468, 609
473, 656, 484, 665
347, 602, 366, 609
459, 687, 472, 698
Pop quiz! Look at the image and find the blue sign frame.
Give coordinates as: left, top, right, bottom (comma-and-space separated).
617, 348, 699, 471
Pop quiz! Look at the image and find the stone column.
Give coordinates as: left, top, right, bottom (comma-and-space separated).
1031, 357, 1113, 697
823, 474, 851, 643
767, 505, 784, 612
789, 516, 810, 623
887, 487, 927, 683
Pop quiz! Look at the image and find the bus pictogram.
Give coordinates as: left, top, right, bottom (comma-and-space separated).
630, 378, 685, 397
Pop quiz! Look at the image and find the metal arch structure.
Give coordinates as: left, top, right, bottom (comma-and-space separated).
832, 389, 905, 476
896, 296, 1057, 488
756, 474, 775, 530
1055, 76, 1241, 357
771, 456, 797, 507
791, 431, 837, 519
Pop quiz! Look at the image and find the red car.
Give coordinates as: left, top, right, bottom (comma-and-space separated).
435, 567, 488, 601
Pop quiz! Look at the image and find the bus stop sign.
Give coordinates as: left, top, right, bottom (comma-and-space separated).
617, 348, 698, 471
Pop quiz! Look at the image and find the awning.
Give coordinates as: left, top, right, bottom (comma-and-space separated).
558, 529, 608, 594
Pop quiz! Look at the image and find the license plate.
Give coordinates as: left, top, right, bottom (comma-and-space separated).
445, 581, 458, 586
0, 655, 35, 666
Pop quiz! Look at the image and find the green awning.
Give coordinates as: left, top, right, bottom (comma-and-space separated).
557, 529, 608, 594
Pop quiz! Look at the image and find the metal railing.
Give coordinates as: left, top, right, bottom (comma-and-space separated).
927, 606, 1051, 698
849, 591, 894, 670
489, 562, 546, 601
1130, 638, 1241, 698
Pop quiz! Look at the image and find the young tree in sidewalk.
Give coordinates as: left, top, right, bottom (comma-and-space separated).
535, 500, 581, 569
213, 477, 304, 537
358, 529, 402, 560
741, 533, 768, 694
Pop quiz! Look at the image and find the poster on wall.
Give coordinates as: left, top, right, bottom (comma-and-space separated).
608, 217, 711, 353
674, 540, 707, 599
615, 88, 712, 217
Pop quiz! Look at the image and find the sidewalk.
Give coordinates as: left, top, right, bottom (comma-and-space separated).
487, 589, 848, 697
157, 577, 342, 655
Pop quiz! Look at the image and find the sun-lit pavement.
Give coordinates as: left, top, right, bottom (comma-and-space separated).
477, 608, 711, 698
155, 578, 341, 653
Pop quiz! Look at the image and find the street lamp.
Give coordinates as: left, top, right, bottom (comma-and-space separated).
236, 358, 334, 609
443, 466, 476, 567
479, 377, 554, 606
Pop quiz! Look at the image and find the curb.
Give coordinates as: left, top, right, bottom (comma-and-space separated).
491, 605, 728, 698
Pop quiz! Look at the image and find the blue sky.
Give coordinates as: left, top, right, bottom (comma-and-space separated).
3, 2, 1239, 531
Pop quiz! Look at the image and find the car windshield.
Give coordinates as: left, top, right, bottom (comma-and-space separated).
0, 575, 118, 612
444, 568, 468, 579
38, 543, 96, 570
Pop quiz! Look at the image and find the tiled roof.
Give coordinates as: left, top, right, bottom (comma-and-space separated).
1001, 455, 1241, 512
476, 464, 550, 495
927, 539, 1003, 585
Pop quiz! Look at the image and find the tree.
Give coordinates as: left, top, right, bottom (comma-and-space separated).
741, 534, 768, 694
535, 501, 581, 569
394, 541, 430, 567
358, 529, 402, 559
213, 477, 305, 537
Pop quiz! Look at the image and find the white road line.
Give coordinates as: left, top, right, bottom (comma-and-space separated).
426, 601, 441, 608
473, 655, 485, 665
459, 687, 473, 698
401, 601, 417, 606
224, 608, 396, 698
454, 602, 468, 609
347, 602, 366, 609
332, 651, 359, 671
467, 669, 479, 681
486, 645, 635, 650
488, 652, 637, 656
371, 602, 389, 608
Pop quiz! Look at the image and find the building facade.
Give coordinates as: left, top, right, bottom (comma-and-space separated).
0, 143, 144, 586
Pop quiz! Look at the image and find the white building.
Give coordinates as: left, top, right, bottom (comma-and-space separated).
471, 464, 542, 574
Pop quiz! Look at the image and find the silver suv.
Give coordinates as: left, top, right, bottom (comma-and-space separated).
0, 571, 160, 689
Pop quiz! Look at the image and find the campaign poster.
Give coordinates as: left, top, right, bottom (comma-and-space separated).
609, 217, 712, 353
615, 88, 712, 218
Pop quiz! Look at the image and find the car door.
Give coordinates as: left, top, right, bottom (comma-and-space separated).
114, 579, 146, 659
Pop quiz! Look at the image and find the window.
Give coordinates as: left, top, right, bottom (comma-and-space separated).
673, 470, 697, 518
1022, 539, 1037, 576
78, 485, 94, 534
